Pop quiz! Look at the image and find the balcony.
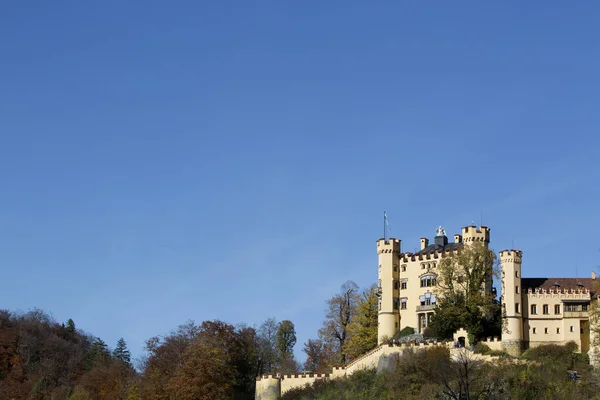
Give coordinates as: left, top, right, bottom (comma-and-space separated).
416, 304, 436, 312
563, 310, 589, 319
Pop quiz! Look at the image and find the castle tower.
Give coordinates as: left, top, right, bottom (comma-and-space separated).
377, 238, 401, 344
255, 375, 281, 400
500, 249, 523, 357
461, 225, 490, 247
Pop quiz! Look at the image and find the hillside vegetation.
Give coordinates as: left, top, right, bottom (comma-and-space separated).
282, 343, 600, 400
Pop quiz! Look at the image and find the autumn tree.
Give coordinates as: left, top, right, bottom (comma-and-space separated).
140, 320, 200, 398
344, 284, 378, 360
302, 339, 333, 373
166, 321, 239, 400
319, 280, 360, 364
429, 242, 501, 341
256, 318, 278, 374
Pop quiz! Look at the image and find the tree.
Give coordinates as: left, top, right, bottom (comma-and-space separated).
256, 318, 278, 374
319, 280, 360, 364
276, 320, 297, 356
303, 339, 333, 373
429, 242, 500, 341
127, 384, 141, 400
113, 338, 132, 365
66, 318, 76, 333
86, 337, 111, 370
344, 284, 379, 360
166, 321, 239, 400
276, 320, 297, 374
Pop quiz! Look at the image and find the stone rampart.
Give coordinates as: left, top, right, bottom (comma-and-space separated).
257, 340, 452, 398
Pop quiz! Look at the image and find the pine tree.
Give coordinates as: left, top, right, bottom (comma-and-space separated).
86, 337, 110, 370
113, 338, 132, 365
66, 318, 76, 333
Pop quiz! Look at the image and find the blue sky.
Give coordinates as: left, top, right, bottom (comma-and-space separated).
1, 1, 599, 364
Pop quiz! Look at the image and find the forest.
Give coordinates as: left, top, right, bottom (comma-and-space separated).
0, 280, 378, 399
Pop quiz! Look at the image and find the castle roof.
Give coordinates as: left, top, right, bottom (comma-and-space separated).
521, 278, 598, 296
414, 242, 462, 256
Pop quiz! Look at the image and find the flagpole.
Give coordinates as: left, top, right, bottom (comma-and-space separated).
384, 211, 386, 241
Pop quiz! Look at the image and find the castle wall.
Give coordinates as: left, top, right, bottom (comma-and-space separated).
280, 373, 329, 395
480, 337, 503, 351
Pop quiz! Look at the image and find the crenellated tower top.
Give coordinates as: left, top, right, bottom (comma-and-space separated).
499, 249, 522, 264
461, 225, 490, 245
377, 238, 401, 254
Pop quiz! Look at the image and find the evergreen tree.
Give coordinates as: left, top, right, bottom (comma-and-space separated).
276, 320, 297, 356
86, 337, 110, 370
276, 320, 297, 373
113, 337, 132, 365
66, 318, 76, 333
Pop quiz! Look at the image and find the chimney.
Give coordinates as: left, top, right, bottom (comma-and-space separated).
420, 238, 429, 250
593, 271, 596, 280
454, 234, 462, 244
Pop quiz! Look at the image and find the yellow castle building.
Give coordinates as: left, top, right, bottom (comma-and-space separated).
377, 224, 598, 356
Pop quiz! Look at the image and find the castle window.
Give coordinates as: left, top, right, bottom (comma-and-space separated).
532, 327, 536, 334
420, 276, 436, 287
557, 328, 560, 334
555, 305, 560, 314
401, 265, 406, 272
419, 293, 436, 306
393, 298, 399, 310
394, 280, 399, 290
401, 298, 407, 310
401, 280, 407, 290
515, 303, 520, 313
378, 300, 382, 311
394, 265, 398, 272
515, 271, 519, 278
531, 304, 537, 315
515, 286, 519, 294
570, 326, 574, 332
544, 328, 548, 334
421, 264, 425, 269
583, 304, 589, 312
543, 305, 549, 315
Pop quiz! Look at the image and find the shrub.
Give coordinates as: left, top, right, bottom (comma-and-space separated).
488, 350, 510, 357
397, 326, 415, 338
422, 327, 435, 339
473, 342, 491, 355
521, 341, 579, 368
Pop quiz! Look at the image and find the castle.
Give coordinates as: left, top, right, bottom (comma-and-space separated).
255, 224, 599, 399
377, 224, 597, 356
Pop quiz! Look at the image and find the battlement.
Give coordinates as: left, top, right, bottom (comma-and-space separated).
377, 238, 401, 253
400, 247, 460, 262
500, 249, 522, 263
256, 374, 281, 381
527, 287, 590, 296
461, 225, 490, 244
